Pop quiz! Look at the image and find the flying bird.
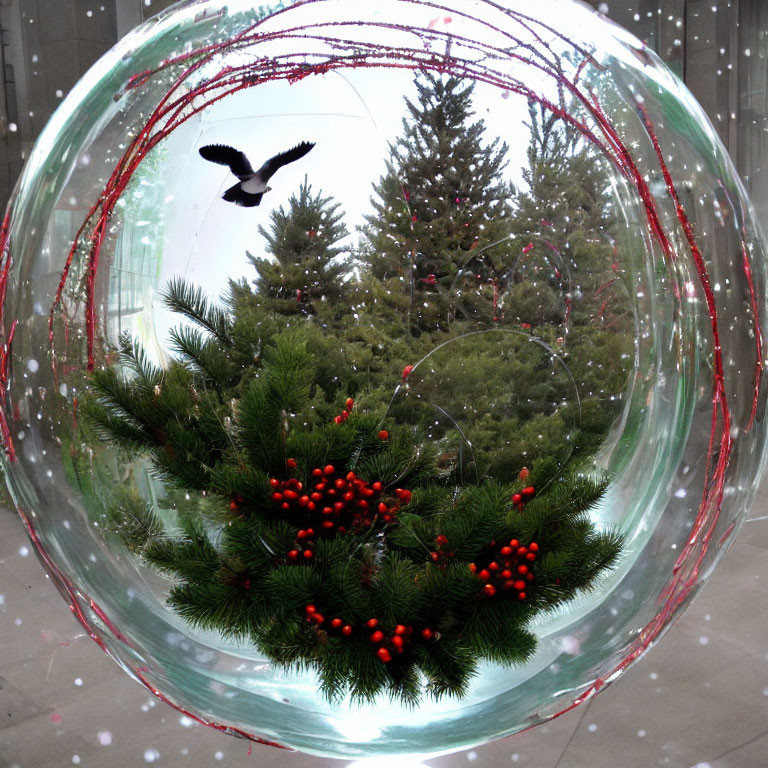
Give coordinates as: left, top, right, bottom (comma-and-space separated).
198, 141, 315, 207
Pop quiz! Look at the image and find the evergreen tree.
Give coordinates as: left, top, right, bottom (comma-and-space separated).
360, 72, 516, 332
246, 176, 350, 318
82, 279, 623, 705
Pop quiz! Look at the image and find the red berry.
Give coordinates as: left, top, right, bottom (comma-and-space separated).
229, 500, 239, 511
501, 569, 512, 580
436, 534, 449, 546
286, 458, 297, 470
469, 563, 477, 573
488, 561, 499, 572
272, 492, 283, 502
402, 364, 414, 380
522, 486, 535, 497
483, 584, 496, 597
431, 552, 440, 562
518, 592, 526, 601
421, 628, 434, 640
512, 493, 522, 505
288, 550, 299, 561
514, 580, 526, 591
377, 647, 392, 663
334, 415, 342, 424
331, 618, 343, 629
321, 520, 335, 529
391, 634, 404, 650
303, 549, 313, 559
527, 553, 536, 561
313, 613, 325, 625
372, 482, 383, 492
509, 539, 519, 548
283, 489, 298, 500
341, 625, 353, 637
366, 618, 379, 628
345, 397, 355, 411
305, 604, 316, 614
500, 546, 512, 556
270, 478, 281, 488
529, 542, 539, 553
396, 489, 412, 504
369, 630, 384, 643
324, 464, 335, 475
478, 569, 490, 581
378, 430, 389, 440
394, 624, 407, 636
312, 468, 323, 477
519, 467, 529, 480
518, 547, 528, 557
518, 565, 528, 575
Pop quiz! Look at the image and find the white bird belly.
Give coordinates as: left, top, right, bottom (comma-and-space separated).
241, 177, 268, 193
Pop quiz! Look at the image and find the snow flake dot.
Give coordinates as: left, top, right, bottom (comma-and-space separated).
97, 730, 112, 746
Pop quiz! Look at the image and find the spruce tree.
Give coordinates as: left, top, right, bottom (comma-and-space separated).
246, 176, 350, 318
360, 72, 516, 332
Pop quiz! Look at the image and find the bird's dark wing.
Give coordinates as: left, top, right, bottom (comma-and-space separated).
199, 144, 254, 178
222, 183, 264, 207
255, 141, 315, 182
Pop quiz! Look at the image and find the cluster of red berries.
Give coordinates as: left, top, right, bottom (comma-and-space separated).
286, 527, 316, 563
271, 463, 412, 557
511, 485, 536, 511
470, 539, 539, 601
303, 608, 435, 663
430, 534, 453, 566
333, 397, 356, 425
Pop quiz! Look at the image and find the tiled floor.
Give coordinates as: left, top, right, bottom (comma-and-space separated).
2, 483, 768, 768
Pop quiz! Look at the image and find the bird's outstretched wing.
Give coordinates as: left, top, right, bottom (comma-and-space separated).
199, 144, 254, 178
256, 141, 315, 182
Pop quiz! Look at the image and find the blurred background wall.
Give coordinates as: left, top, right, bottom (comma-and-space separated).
0, 0, 764, 218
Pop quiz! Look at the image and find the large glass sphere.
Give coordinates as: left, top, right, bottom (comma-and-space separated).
2, 0, 766, 758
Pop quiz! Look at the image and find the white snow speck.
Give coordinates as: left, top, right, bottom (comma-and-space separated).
143, 748, 160, 763
560, 635, 580, 655
26, 359, 39, 373
74, 678, 83, 687
588, 723, 598, 733
18, 546, 29, 557
72, 756, 81, 765
467, 751, 477, 761
699, 636, 709, 646
97, 730, 112, 746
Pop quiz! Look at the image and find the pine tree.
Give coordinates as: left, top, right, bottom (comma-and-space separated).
246, 176, 350, 318
360, 72, 516, 332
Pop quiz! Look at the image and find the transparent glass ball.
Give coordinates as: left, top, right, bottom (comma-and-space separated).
2, 0, 766, 758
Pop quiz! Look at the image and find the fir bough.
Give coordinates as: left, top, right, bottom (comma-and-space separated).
84, 280, 623, 705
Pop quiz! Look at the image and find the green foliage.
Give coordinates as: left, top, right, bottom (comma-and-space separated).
81, 73, 635, 705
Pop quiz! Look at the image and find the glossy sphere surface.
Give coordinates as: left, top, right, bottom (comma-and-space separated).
1, 0, 766, 757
